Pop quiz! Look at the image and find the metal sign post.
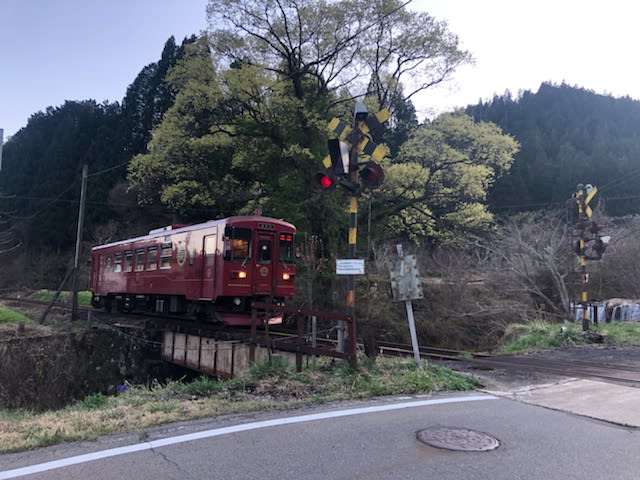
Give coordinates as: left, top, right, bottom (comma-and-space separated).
390, 245, 424, 367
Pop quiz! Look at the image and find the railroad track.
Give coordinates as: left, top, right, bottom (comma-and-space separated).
5, 295, 640, 387
467, 355, 640, 388
374, 340, 640, 388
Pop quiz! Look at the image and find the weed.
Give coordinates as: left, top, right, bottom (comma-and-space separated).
597, 322, 640, 346
81, 393, 108, 410
248, 356, 291, 379
499, 320, 586, 353
169, 376, 222, 396
1, 357, 478, 454
498, 319, 640, 353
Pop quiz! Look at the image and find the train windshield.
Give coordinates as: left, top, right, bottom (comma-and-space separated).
224, 227, 251, 262
279, 233, 295, 264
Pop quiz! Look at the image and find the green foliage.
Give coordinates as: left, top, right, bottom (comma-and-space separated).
81, 392, 108, 410
500, 320, 640, 353
499, 321, 586, 353
0, 307, 30, 324
468, 82, 640, 216
375, 113, 519, 244
315, 358, 480, 397
248, 357, 292, 379
596, 323, 640, 346
0, 36, 194, 287
28, 290, 92, 307
168, 376, 223, 396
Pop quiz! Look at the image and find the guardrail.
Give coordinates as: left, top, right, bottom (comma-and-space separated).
249, 302, 357, 370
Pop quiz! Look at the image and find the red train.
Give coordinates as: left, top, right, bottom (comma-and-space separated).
89, 215, 296, 325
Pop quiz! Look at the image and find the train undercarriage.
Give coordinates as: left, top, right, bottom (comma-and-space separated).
91, 292, 285, 325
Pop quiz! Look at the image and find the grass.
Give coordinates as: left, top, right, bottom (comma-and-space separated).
0, 357, 480, 453
0, 306, 31, 324
27, 290, 92, 307
499, 319, 640, 353
595, 322, 640, 346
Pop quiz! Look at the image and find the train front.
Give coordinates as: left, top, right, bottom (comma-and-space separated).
218, 216, 296, 325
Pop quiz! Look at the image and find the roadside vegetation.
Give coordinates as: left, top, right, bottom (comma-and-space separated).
27, 290, 92, 307
0, 357, 479, 453
499, 320, 640, 353
3, 295, 640, 454
0, 306, 31, 325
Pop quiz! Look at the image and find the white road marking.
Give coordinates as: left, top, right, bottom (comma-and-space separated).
0, 394, 496, 479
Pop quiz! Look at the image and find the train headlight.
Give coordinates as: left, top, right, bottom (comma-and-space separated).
282, 272, 294, 281
232, 271, 248, 279
233, 297, 242, 306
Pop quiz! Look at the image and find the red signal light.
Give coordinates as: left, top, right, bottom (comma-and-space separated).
315, 170, 336, 191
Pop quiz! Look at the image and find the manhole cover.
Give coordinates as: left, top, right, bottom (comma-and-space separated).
417, 427, 500, 452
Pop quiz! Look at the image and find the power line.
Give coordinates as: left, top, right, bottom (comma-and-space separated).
87, 161, 130, 178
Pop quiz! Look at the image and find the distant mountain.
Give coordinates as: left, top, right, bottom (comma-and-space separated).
466, 82, 640, 216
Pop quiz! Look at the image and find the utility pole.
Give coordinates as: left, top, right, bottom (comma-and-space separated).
71, 164, 88, 321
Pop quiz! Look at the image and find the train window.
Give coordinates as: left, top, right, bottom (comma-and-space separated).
279, 233, 295, 264
124, 250, 133, 272
135, 248, 145, 271
147, 247, 158, 270
258, 239, 272, 263
160, 242, 172, 269
223, 227, 251, 262
114, 252, 122, 272
204, 235, 216, 266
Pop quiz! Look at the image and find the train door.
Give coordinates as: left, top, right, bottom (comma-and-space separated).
201, 233, 217, 299
254, 233, 275, 295
90, 254, 101, 292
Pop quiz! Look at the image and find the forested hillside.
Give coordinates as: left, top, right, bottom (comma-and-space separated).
467, 82, 640, 216
0, 37, 195, 278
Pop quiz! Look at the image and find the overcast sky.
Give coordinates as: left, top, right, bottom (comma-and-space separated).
2, 0, 640, 140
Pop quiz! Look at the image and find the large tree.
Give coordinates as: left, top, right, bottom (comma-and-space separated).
374, 113, 520, 244
206, 0, 471, 111
130, 1, 471, 244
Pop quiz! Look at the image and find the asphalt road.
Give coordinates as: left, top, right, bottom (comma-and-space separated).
2, 391, 640, 480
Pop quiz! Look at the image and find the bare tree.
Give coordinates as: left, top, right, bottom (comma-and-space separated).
483, 213, 574, 320
206, 0, 471, 107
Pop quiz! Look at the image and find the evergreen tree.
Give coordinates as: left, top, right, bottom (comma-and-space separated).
120, 36, 196, 156
467, 82, 640, 216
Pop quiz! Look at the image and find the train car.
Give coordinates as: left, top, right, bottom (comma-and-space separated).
89, 215, 296, 325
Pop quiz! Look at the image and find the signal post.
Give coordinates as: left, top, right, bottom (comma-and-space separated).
317, 102, 388, 353
571, 184, 610, 331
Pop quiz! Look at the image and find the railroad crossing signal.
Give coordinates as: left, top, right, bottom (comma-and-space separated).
326, 107, 390, 162
359, 161, 385, 189
570, 183, 610, 332
325, 138, 350, 175
574, 183, 597, 218
315, 170, 337, 191
316, 103, 390, 193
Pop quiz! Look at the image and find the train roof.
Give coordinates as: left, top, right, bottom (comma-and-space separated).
91, 215, 296, 252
